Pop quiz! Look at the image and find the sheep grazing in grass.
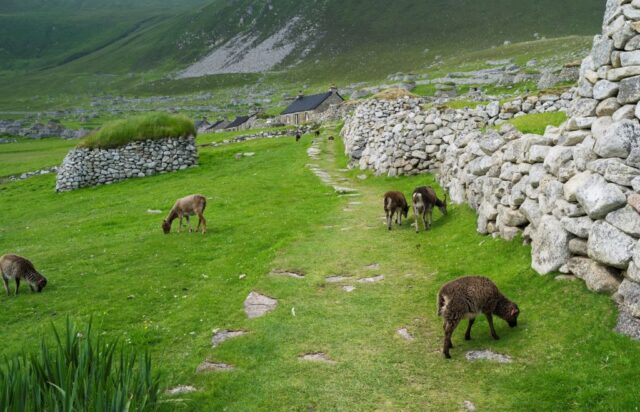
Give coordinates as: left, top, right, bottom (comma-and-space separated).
412, 186, 447, 233
383, 191, 409, 230
162, 194, 207, 234
0, 254, 47, 296
328, 136, 335, 141
437, 276, 520, 359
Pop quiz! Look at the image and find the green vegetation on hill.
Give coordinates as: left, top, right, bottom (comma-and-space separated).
507, 112, 568, 135
79, 113, 195, 149
1, 133, 639, 409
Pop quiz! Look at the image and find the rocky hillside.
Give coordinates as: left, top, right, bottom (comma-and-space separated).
1, 0, 605, 77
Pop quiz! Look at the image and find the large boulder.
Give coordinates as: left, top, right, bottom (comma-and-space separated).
593, 119, 639, 159
575, 174, 627, 219
566, 257, 621, 294
606, 205, 640, 237
561, 216, 594, 239
588, 221, 636, 269
531, 215, 571, 275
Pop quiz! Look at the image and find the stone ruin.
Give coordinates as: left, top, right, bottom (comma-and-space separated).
341, 0, 640, 336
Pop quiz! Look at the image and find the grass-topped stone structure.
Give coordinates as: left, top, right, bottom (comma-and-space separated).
56, 113, 197, 192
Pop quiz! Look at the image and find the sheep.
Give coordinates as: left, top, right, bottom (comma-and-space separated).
328, 136, 335, 141
383, 191, 409, 230
437, 276, 520, 359
162, 194, 207, 234
0, 254, 47, 296
412, 186, 447, 233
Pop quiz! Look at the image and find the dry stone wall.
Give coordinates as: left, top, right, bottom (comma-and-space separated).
56, 137, 197, 192
341, 0, 640, 334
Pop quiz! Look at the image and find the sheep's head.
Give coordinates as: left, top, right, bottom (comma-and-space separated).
505, 302, 520, 328
162, 220, 171, 234
402, 204, 409, 218
439, 195, 448, 216
35, 276, 47, 293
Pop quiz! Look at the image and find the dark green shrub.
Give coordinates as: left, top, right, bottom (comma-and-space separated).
0, 318, 160, 412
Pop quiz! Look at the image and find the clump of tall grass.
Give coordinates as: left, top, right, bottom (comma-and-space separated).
0, 318, 160, 411
79, 113, 196, 149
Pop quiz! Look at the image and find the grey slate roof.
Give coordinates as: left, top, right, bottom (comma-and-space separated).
225, 116, 250, 129
281, 92, 343, 115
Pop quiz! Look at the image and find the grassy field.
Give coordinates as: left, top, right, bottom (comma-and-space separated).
1, 132, 639, 410
0, 138, 76, 177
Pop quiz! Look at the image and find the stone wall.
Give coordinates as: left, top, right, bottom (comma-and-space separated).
56, 137, 197, 192
340, 0, 640, 335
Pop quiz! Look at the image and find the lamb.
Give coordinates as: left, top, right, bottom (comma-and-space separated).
437, 276, 520, 359
412, 186, 447, 233
162, 194, 207, 234
383, 191, 409, 230
0, 254, 47, 296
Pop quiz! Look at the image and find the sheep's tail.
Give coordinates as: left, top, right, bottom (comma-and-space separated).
384, 196, 392, 211
437, 291, 444, 317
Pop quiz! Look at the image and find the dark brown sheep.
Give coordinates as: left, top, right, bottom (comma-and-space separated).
412, 186, 447, 233
383, 191, 409, 230
437, 276, 519, 359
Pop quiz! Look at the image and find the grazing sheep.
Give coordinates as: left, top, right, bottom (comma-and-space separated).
162, 194, 207, 234
314, 130, 321, 137
328, 136, 335, 141
437, 276, 520, 359
0, 254, 47, 296
383, 191, 409, 230
295, 130, 302, 142
412, 186, 447, 233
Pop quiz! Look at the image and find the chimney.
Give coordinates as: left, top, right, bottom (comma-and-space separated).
297, 90, 304, 99
329, 84, 338, 94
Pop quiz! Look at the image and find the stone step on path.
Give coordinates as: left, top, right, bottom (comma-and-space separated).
305, 140, 358, 195
212, 330, 247, 347
465, 350, 513, 363
196, 361, 235, 373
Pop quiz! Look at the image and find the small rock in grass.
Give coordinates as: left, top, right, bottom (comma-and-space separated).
166, 385, 197, 395
342, 285, 356, 292
465, 350, 512, 363
326, 275, 351, 283
269, 269, 305, 279
397, 328, 414, 341
196, 361, 234, 373
299, 352, 336, 364
212, 330, 246, 347
239, 274, 247, 280
244, 292, 277, 319
358, 275, 384, 283
146, 209, 162, 214
464, 400, 477, 411
365, 263, 380, 270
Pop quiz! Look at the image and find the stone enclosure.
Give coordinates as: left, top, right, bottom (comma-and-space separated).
55, 137, 198, 192
341, 0, 640, 336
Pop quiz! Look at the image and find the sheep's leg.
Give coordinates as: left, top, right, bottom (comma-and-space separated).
2, 276, 9, 296
197, 214, 207, 234
486, 313, 500, 340
443, 319, 460, 359
14, 277, 19, 295
465, 318, 475, 341
397, 208, 402, 225
186, 215, 192, 233
386, 210, 392, 231
422, 211, 428, 232
414, 207, 419, 233
178, 215, 183, 232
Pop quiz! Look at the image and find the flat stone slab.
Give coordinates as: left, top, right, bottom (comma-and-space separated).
196, 361, 235, 373
465, 350, 513, 363
365, 263, 380, 270
333, 186, 358, 194
358, 275, 384, 283
342, 285, 356, 292
146, 209, 162, 214
211, 330, 247, 347
326, 275, 352, 283
299, 352, 336, 364
166, 385, 197, 395
269, 269, 305, 279
244, 292, 278, 319
397, 328, 414, 341
615, 306, 640, 340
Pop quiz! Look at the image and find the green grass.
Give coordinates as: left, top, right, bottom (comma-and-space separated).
0, 138, 76, 177
1, 134, 640, 410
507, 111, 568, 134
444, 99, 490, 110
79, 113, 196, 149
196, 126, 295, 146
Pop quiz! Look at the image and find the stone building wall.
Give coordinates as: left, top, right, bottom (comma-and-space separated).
56, 136, 197, 192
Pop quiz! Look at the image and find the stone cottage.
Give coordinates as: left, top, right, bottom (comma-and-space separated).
279, 86, 344, 125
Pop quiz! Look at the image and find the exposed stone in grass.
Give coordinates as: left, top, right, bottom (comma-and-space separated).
615, 305, 640, 340
166, 385, 197, 395
146, 209, 162, 214
555, 275, 578, 281
299, 352, 336, 364
397, 328, 414, 341
244, 292, 278, 319
465, 350, 513, 363
326, 275, 352, 283
270, 269, 305, 279
464, 400, 477, 411
196, 361, 235, 373
365, 263, 380, 270
334, 186, 358, 194
349, 201, 362, 205
357, 174, 368, 180
342, 285, 356, 292
358, 275, 384, 283
212, 330, 247, 347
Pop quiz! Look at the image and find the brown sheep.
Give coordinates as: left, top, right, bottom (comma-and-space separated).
383, 191, 409, 230
0, 254, 47, 295
412, 186, 447, 233
437, 276, 520, 359
162, 194, 207, 234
